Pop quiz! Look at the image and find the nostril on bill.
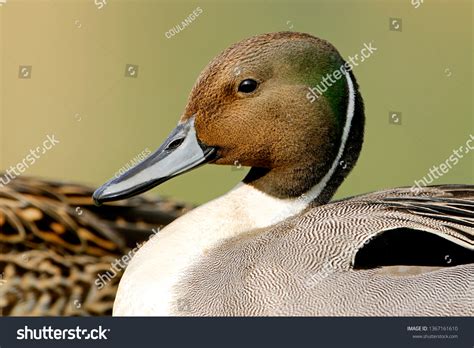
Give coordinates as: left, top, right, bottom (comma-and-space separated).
166, 138, 185, 151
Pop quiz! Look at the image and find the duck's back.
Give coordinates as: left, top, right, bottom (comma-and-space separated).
172, 185, 473, 316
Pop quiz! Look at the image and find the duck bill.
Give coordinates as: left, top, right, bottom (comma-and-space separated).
93, 116, 216, 205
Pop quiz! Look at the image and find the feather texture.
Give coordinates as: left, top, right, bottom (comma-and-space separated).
173, 185, 474, 316
0, 175, 192, 316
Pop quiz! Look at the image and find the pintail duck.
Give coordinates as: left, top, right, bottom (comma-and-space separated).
94, 32, 474, 316
0, 175, 191, 315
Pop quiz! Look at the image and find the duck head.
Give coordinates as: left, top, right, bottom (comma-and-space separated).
93, 32, 364, 205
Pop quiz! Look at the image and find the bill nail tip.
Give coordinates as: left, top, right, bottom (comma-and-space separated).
92, 191, 104, 206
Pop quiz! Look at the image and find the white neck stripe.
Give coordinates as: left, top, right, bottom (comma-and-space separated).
302, 70, 356, 203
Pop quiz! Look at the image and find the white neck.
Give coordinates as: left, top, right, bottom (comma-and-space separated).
112, 72, 356, 316
113, 183, 311, 315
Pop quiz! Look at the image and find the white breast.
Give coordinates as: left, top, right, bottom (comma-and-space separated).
112, 183, 309, 316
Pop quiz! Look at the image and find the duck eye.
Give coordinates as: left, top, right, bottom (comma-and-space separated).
238, 79, 258, 93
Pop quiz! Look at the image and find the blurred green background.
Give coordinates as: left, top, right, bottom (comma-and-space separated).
0, 0, 472, 204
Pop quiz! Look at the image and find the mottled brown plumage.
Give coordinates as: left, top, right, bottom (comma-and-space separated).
0, 175, 192, 316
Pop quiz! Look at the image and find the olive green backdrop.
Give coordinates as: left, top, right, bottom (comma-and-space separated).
1, 0, 473, 204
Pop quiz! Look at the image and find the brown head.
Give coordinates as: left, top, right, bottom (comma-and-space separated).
93, 32, 364, 205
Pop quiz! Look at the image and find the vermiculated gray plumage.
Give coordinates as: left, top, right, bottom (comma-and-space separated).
173, 185, 473, 316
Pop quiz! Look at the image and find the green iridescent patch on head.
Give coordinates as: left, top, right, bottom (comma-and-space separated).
279, 41, 349, 130
322, 65, 349, 129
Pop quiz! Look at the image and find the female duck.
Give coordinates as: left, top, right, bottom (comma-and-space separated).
0, 175, 189, 315
94, 32, 473, 316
